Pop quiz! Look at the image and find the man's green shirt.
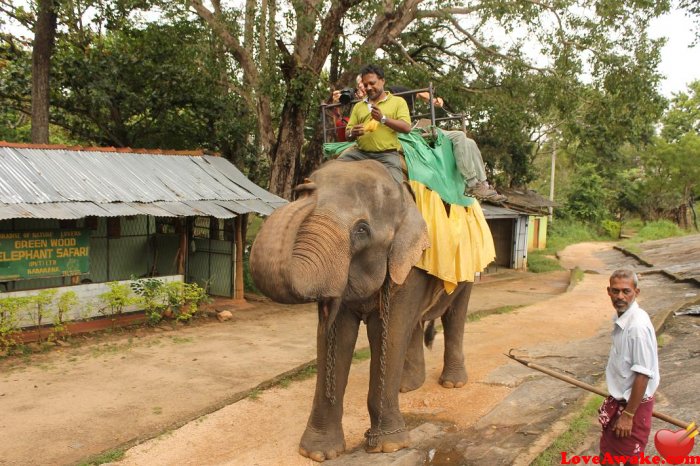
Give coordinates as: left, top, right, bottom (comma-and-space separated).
347, 92, 411, 152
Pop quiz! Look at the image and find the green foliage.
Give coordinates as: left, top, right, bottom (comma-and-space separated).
560, 164, 613, 224
600, 220, 621, 239
130, 278, 168, 325
52, 291, 79, 341
243, 252, 259, 295
544, 220, 606, 254
78, 447, 125, 466
0, 296, 30, 349
621, 220, 687, 248
129, 279, 209, 324
622, 133, 700, 223
25, 290, 58, 342
527, 251, 564, 273
661, 81, 700, 142
98, 282, 141, 324
178, 282, 210, 321
531, 395, 603, 466
1, 0, 676, 198
352, 348, 371, 362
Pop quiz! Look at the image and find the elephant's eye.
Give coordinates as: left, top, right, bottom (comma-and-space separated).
352, 221, 370, 239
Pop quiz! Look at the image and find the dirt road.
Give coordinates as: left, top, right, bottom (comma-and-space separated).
116, 243, 616, 466
2, 241, 671, 466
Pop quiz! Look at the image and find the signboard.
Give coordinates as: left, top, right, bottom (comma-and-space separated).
0, 230, 90, 280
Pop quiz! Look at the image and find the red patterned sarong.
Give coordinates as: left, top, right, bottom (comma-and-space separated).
598, 395, 654, 460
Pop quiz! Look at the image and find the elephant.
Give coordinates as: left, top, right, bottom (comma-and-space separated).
250, 158, 475, 462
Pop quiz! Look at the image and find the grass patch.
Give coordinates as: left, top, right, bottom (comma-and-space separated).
620, 220, 687, 250
528, 251, 564, 273
493, 305, 521, 315
89, 341, 134, 358
657, 334, 666, 348
531, 394, 603, 466
528, 219, 612, 273
152, 406, 162, 415
78, 448, 125, 466
545, 221, 606, 254
248, 388, 262, 400
468, 305, 523, 322
572, 267, 584, 285
353, 347, 371, 362
278, 365, 317, 388
169, 336, 193, 345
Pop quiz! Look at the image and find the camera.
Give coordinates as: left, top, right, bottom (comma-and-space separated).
339, 88, 356, 105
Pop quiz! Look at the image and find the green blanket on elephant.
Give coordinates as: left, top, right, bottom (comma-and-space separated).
323, 129, 475, 207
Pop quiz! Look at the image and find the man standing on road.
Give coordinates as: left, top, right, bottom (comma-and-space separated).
598, 269, 660, 463
341, 64, 411, 184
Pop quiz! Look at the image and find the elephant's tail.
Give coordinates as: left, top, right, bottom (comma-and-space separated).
424, 320, 436, 349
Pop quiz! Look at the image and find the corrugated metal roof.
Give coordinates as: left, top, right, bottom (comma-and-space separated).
481, 204, 525, 219
0, 145, 286, 220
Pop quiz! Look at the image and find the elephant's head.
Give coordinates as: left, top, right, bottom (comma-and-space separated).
250, 159, 429, 312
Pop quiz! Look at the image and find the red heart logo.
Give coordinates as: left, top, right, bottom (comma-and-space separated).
654, 429, 695, 464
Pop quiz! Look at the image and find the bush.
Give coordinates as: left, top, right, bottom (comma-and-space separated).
130, 278, 168, 325
0, 297, 29, 350
635, 220, 686, 241
52, 291, 79, 340
561, 163, 613, 224
98, 282, 141, 325
600, 220, 621, 239
25, 289, 58, 342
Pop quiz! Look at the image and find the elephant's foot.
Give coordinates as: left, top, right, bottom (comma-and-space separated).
364, 428, 410, 453
400, 370, 425, 393
299, 426, 346, 462
439, 365, 467, 388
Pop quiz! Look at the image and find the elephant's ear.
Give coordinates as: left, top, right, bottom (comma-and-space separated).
388, 185, 430, 285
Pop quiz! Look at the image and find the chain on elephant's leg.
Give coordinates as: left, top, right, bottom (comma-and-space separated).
325, 320, 337, 406
300, 305, 359, 462
365, 277, 411, 453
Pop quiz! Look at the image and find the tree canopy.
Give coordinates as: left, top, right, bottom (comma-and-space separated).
1, 0, 692, 223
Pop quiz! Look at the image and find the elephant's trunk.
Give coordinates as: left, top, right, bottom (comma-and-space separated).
250, 192, 349, 304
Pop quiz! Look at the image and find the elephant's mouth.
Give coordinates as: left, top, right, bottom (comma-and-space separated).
319, 297, 342, 329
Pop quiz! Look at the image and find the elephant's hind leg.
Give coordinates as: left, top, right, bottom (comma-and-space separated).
400, 321, 426, 393
300, 305, 359, 462
438, 282, 472, 389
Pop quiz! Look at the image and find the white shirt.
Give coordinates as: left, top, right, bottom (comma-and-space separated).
605, 301, 660, 401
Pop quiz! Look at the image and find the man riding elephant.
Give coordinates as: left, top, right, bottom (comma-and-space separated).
339, 63, 411, 185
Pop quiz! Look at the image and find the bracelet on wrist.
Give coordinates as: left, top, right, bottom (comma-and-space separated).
622, 410, 635, 417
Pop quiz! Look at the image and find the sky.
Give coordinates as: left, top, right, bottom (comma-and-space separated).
649, 9, 700, 98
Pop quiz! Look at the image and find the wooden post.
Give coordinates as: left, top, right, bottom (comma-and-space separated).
177, 218, 188, 276
234, 215, 245, 300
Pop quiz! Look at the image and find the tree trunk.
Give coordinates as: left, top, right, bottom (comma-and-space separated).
300, 120, 326, 184
269, 102, 308, 200
31, 0, 58, 144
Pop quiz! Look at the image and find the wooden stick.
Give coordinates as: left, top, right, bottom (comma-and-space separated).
506, 350, 694, 430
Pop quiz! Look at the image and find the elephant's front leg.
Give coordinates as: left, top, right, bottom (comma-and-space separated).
439, 282, 472, 388
299, 304, 360, 462
364, 300, 415, 453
